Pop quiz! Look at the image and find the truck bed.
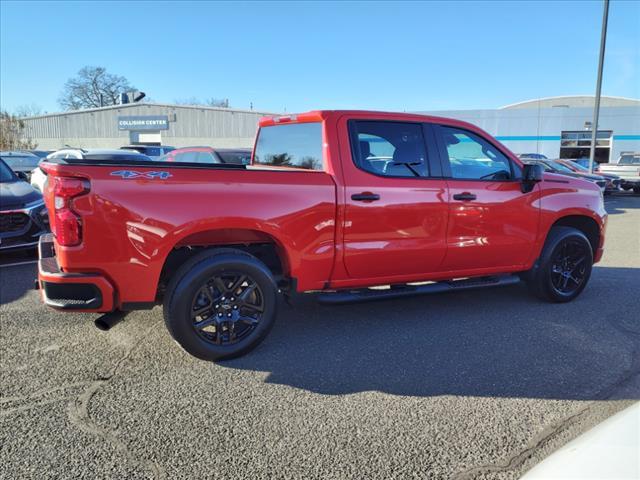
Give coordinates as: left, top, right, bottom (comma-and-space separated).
40, 160, 337, 307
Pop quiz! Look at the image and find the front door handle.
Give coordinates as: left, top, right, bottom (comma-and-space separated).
452, 192, 477, 201
351, 192, 380, 202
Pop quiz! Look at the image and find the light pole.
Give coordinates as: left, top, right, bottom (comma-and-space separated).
589, 0, 610, 173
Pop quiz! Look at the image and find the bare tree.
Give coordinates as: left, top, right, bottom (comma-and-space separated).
14, 103, 44, 117
58, 66, 134, 110
173, 97, 230, 108
0, 111, 37, 150
205, 97, 230, 108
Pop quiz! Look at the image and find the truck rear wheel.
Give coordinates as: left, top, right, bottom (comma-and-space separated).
163, 249, 278, 361
525, 226, 593, 302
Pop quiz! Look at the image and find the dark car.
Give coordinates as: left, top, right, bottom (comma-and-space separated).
571, 157, 601, 171
30, 150, 54, 159
524, 159, 607, 192
0, 151, 41, 181
517, 153, 548, 160
0, 158, 49, 252
556, 159, 621, 194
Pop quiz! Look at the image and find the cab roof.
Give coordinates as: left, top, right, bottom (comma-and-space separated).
258, 110, 483, 132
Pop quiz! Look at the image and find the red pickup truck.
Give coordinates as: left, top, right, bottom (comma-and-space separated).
38, 111, 607, 361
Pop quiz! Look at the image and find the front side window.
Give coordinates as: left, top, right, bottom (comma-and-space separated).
254, 122, 323, 170
440, 126, 513, 180
349, 121, 429, 177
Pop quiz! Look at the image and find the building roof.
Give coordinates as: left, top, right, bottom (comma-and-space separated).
19, 102, 273, 120
500, 96, 640, 110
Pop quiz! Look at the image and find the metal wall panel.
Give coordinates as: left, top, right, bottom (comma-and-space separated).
21, 104, 271, 143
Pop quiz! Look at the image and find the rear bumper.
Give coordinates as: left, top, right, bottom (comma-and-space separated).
37, 234, 115, 312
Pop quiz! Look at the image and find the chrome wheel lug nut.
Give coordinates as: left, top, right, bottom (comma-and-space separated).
230, 297, 235, 301
218, 313, 223, 317
227, 313, 232, 317
233, 305, 238, 310
221, 296, 226, 301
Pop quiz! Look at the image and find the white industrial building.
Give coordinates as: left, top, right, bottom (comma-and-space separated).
21, 103, 272, 150
422, 95, 640, 164
21, 95, 639, 163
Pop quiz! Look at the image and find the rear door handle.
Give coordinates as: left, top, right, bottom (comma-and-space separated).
452, 192, 477, 201
351, 192, 380, 202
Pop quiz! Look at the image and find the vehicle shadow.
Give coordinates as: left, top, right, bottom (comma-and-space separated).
605, 192, 640, 215
0, 263, 37, 306
225, 266, 640, 401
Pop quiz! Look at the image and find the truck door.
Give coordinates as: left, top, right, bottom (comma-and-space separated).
340, 118, 449, 280
433, 124, 539, 271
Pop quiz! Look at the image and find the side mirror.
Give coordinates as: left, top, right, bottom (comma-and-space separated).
15, 171, 29, 182
521, 164, 544, 193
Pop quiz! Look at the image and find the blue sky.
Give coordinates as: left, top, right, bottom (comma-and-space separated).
1, 0, 638, 114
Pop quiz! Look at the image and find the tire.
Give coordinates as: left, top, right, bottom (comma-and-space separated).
163, 248, 278, 361
525, 226, 593, 303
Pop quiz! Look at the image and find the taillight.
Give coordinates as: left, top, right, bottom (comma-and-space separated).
52, 177, 90, 246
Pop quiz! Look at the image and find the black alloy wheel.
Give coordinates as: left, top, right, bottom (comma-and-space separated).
549, 239, 589, 296
524, 226, 594, 302
190, 272, 265, 345
164, 249, 278, 361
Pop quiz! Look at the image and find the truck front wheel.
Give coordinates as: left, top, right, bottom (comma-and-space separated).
163, 249, 278, 361
525, 226, 593, 302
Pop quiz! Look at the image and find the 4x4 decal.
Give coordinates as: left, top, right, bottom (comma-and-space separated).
110, 170, 172, 180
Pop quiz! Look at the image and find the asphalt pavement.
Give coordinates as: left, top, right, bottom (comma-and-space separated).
1, 193, 639, 480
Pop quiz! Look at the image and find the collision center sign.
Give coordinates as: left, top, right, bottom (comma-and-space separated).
117, 115, 169, 131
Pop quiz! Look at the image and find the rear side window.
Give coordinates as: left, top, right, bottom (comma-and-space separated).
254, 122, 323, 170
349, 121, 429, 177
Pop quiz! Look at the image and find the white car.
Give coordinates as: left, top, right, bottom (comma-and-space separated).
599, 153, 640, 193
31, 148, 154, 192
30, 164, 47, 192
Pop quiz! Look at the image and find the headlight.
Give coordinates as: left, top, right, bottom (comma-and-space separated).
24, 198, 45, 209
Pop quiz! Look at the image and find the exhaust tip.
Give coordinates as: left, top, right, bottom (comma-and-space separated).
94, 310, 127, 331
94, 318, 112, 331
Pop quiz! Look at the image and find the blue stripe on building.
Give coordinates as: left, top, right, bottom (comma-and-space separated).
494, 134, 640, 142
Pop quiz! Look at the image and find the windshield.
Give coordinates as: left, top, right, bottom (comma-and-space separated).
619, 155, 640, 165
569, 162, 589, 172
0, 155, 40, 170
217, 150, 252, 165
546, 160, 575, 173
0, 159, 17, 182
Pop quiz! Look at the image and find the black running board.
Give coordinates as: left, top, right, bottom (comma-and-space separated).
316, 275, 520, 305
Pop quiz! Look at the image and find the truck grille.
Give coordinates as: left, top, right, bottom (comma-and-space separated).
0, 212, 30, 232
